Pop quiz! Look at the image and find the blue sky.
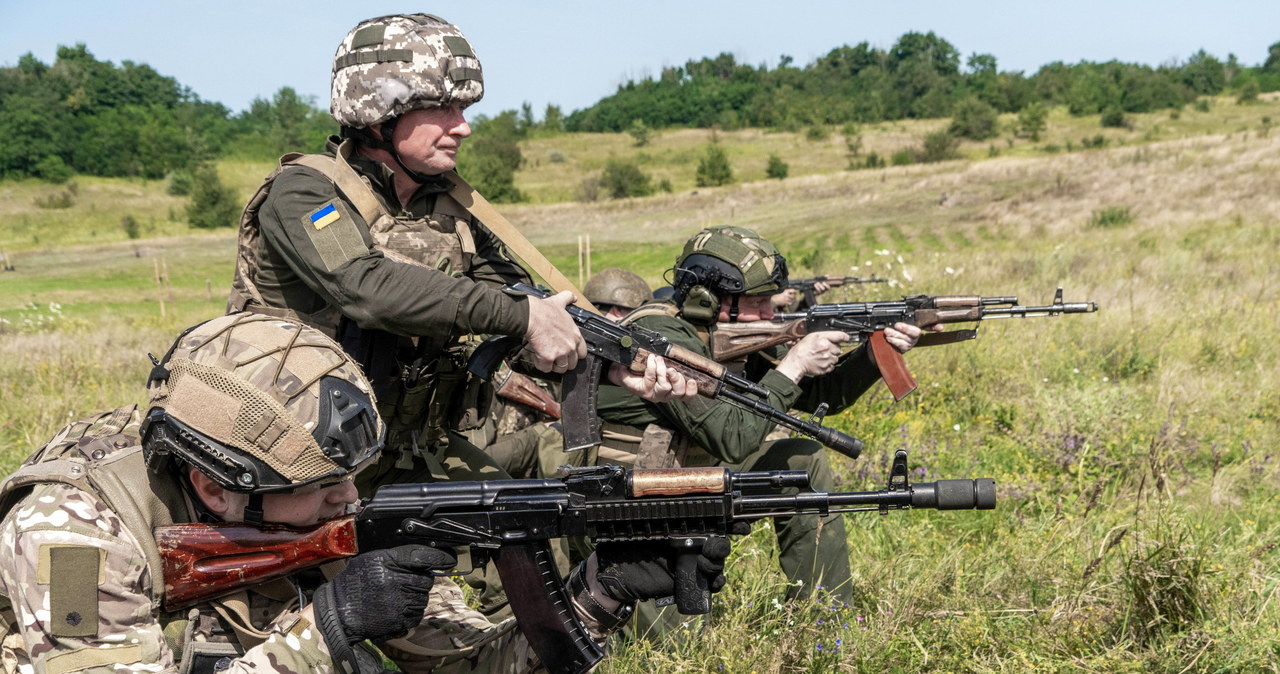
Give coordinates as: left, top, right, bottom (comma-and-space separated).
2, 1, 1277, 120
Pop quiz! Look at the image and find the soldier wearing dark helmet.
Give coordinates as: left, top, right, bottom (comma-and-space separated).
592, 225, 929, 633
0, 314, 730, 674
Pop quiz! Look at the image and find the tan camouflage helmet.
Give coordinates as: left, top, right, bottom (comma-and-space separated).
331, 13, 484, 128
673, 225, 789, 298
142, 313, 383, 495
584, 268, 653, 312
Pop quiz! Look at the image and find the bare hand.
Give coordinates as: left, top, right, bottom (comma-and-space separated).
882, 322, 941, 353
608, 354, 699, 403
771, 288, 798, 309
525, 291, 588, 374
811, 280, 831, 296
775, 330, 850, 384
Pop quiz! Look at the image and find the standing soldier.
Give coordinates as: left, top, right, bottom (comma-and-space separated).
227, 13, 689, 495
0, 314, 731, 674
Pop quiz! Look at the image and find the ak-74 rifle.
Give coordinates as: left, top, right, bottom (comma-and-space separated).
784, 274, 889, 310
156, 453, 995, 674
710, 288, 1098, 400
468, 283, 865, 460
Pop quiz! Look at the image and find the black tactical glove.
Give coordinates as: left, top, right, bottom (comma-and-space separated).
593, 535, 735, 612
314, 545, 456, 646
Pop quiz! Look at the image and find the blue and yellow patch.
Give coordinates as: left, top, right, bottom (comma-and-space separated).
309, 203, 341, 230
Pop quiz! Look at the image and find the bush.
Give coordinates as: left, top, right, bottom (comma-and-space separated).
695, 144, 734, 187
186, 164, 241, 229
1081, 134, 1107, 149
120, 215, 141, 240
600, 157, 653, 198
890, 149, 915, 166
33, 190, 75, 209
575, 176, 601, 203
1194, 99, 1211, 113
166, 170, 194, 196
1100, 107, 1129, 129
627, 119, 651, 147
948, 96, 999, 140
804, 125, 828, 141
34, 155, 74, 184
547, 150, 567, 163
765, 154, 789, 180
862, 152, 886, 169
918, 130, 960, 163
1089, 205, 1134, 229
1017, 102, 1048, 141
1236, 80, 1261, 105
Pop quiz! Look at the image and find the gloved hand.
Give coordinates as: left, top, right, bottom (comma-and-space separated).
315, 545, 456, 645
592, 535, 735, 604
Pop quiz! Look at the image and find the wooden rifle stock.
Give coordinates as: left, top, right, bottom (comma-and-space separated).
156, 515, 359, 610
496, 370, 561, 419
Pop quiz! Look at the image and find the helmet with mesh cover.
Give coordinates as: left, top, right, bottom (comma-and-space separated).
141, 313, 383, 496
331, 13, 483, 129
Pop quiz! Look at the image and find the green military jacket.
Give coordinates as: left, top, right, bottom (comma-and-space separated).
596, 301, 883, 466
230, 136, 530, 344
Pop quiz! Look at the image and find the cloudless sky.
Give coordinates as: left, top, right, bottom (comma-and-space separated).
2, 1, 1277, 120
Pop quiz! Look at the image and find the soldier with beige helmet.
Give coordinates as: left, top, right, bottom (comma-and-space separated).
0, 314, 730, 674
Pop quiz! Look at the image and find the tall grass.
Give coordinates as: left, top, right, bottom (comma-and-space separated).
2, 99, 1279, 671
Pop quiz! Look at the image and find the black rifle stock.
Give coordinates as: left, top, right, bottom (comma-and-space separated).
467, 283, 865, 460
157, 454, 995, 674
710, 287, 1098, 400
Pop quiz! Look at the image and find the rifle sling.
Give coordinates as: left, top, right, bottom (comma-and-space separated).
445, 170, 601, 315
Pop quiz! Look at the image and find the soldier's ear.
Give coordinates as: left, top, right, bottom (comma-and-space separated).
187, 468, 238, 517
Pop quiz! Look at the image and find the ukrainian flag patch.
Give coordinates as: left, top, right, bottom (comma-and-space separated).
309, 203, 341, 230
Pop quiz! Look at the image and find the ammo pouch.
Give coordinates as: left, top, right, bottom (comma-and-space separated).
598, 422, 715, 469
377, 341, 490, 454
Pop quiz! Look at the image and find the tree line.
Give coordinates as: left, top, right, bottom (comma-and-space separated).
3, 36, 1279, 206
565, 32, 1280, 132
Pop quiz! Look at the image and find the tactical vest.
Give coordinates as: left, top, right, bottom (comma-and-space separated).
596, 303, 717, 469
227, 138, 487, 449
0, 407, 307, 674
228, 137, 479, 335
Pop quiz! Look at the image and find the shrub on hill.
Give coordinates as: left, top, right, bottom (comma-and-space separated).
186, 164, 240, 229
948, 96, 999, 140
600, 158, 653, 198
695, 144, 734, 187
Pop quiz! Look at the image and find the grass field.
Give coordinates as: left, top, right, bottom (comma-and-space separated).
2, 97, 1279, 671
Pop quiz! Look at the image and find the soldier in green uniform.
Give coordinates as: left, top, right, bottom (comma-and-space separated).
227, 14, 690, 498
593, 226, 930, 630
0, 314, 732, 674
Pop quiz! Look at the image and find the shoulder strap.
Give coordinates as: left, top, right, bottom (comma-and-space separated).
443, 170, 599, 314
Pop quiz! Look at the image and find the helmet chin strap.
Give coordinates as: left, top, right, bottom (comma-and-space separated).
728, 294, 740, 322
344, 119, 435, 185
243, 493, 266, 526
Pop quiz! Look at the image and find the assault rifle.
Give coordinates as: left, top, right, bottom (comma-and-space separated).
710, 288, 1098, 400
784, 274, 889, 310
156, 453, 995, 674
468, 283, 865, 460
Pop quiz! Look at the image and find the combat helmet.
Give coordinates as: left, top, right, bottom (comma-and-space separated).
141, 313, 383, 521
584, 268, 652, 313
331, 13, 483, 129
671, 225, 788, 324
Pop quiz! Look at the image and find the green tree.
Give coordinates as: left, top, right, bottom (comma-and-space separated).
917, 130, 960, 163
948, 96, 999, 140
1018, 101, 1048, 141
186, 163, 240, 229
627, 118, 651, 147
600, 157, 653, 198
766, 154, 789, 179
696, 144, 734, 187
542, 104, 564, 133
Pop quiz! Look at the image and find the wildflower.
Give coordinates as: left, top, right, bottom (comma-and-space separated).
953, 424, 961, 431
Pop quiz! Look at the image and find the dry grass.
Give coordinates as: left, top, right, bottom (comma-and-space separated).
2, 98, 1280, 671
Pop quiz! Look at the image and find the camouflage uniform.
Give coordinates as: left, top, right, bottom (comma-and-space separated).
228, 14, 526, 493
0, 313, 619, 674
